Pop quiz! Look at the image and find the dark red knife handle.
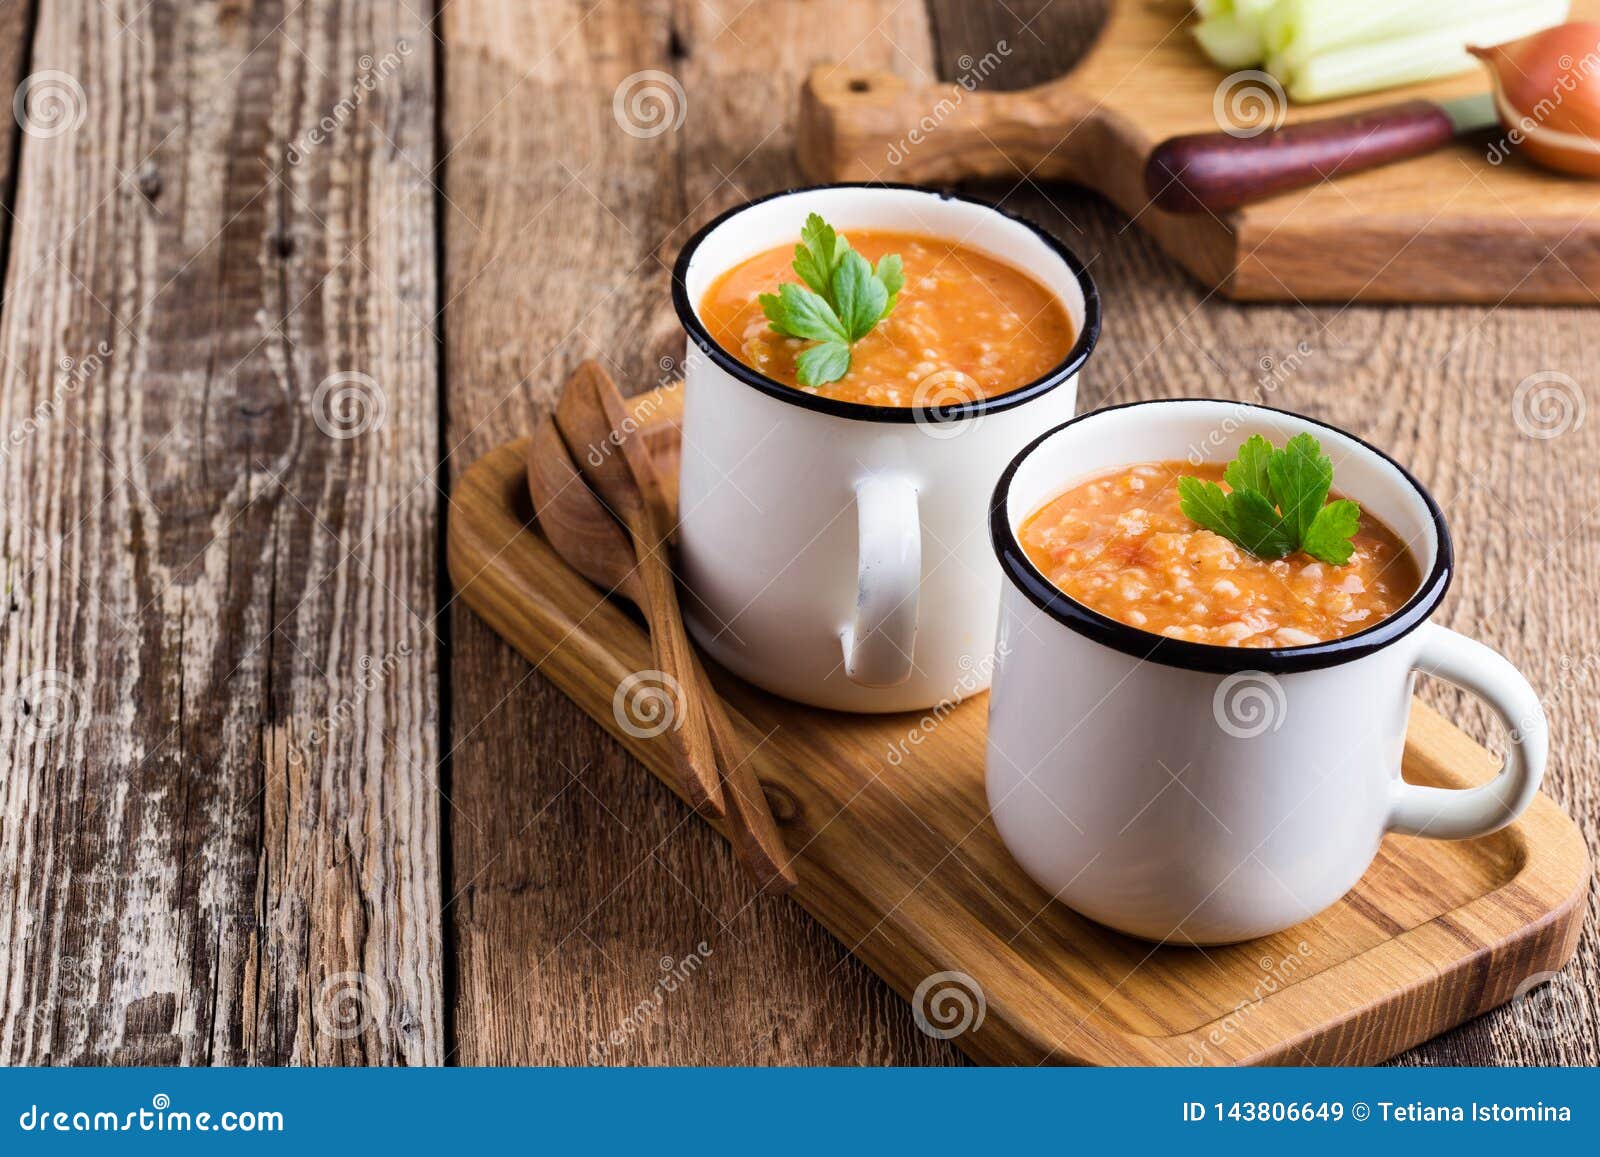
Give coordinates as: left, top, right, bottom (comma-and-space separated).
1144, 99, 1458, 214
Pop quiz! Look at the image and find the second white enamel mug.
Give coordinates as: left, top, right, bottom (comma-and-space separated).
672, 184, 1100, 713
986, 399, 1549, 944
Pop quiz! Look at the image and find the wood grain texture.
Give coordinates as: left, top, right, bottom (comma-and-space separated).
440, 0, 959, 1066
802, 0, 1600, 304
450, 419, 1588, 1065
0, 0, 441, 1064
0, 0, 35, 208
924, 0, 1600, 1066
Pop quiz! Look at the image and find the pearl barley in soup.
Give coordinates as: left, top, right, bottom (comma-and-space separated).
1020, 461, 1421, 648
699, 231, 1075, 407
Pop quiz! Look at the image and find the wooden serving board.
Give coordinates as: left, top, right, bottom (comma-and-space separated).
447, 384, 1591, 1066
797, 0, 1600, 304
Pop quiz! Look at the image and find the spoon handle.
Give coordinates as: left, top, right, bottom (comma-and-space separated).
690, 651, 799, 896
625, 510, 729, 821
579, 363, 796, 892
529, 409, 795, 893
559, 366, 727, 821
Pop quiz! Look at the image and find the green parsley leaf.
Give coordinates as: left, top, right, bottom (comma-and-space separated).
1227, 488, 1296, 560
1176, 477, 1236, 541
832, 250, 888, 342
759, 282, 846, 344
1180, 433, 1362, 565
1301, 498, 1361, 565
1265, 432, 1332, 545
793, 213, 849, 298
759, 214, 902, 388
795, 340, 852, 386
1222, 433, 1274, 499
875, 253, 904, 314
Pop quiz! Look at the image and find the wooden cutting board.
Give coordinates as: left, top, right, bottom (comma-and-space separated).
447, 384, 1590, 1066
797, 0, 1600, 304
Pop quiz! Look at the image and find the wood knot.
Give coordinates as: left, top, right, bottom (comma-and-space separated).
760, 780, 800, 824
667, 24, 688, 61
136, 166, 162, 202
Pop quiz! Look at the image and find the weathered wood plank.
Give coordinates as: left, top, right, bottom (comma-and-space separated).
925, 0, 1599, 1066
441, 0, 959, 1064
0, 0, 441, 1064
0, 0, 35, 208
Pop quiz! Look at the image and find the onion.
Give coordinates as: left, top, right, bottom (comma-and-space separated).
1472, 22, 1600, 177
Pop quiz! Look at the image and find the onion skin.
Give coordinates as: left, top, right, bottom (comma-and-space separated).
1472, 22, 1600, 178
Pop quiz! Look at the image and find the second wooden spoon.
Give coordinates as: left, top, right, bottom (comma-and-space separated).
528, 418, 797, 896
553, 362, 724, 820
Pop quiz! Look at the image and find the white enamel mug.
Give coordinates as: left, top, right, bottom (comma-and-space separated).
986, 399, 1549, 944
671, 185, 1100, 713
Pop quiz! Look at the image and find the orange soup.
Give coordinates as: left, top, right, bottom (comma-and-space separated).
1020, 462, 1420, 647
699, 231, 1075, 407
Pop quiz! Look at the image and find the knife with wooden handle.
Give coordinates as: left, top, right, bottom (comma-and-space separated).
1145, 93, 1496, 214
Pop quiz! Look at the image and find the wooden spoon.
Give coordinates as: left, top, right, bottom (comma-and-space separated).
528, 417, 797, 895
550, 362, 724, 821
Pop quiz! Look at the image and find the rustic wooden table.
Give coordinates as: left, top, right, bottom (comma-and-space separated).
0, 0, 1594, 1066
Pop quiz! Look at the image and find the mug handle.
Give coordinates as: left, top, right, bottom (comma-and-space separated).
840, 474, 920, 687
1387, 622, 1548, 840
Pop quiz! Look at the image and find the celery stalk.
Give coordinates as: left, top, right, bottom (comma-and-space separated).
1194, 14, 1267, 69
1232, 0, 1277, 21
1191, 0, 1279, 70
1282, 0, 1570, 102
1270, 0, 1569, 76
